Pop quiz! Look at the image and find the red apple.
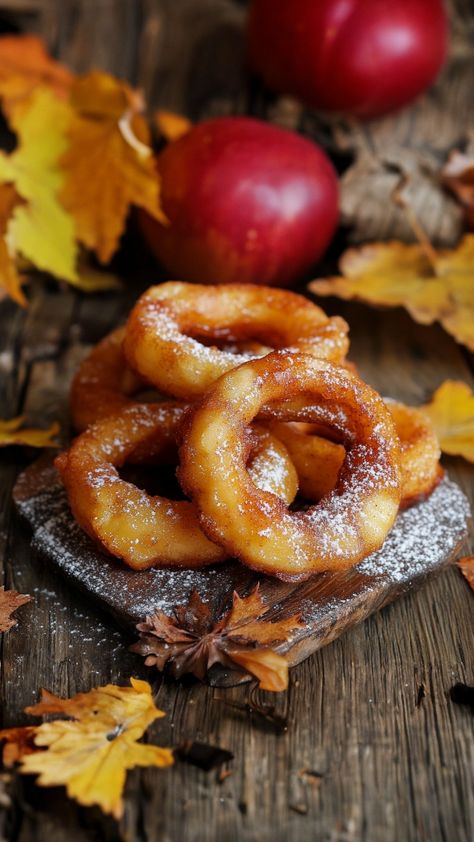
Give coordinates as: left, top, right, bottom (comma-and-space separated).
139, 117, 338, 287
247, 0, 448, 120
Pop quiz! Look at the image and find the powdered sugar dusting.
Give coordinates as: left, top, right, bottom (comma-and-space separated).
14, 462, 470, 630
358, 478, 470, 582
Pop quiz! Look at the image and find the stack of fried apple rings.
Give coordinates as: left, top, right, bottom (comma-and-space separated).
57, 282, 442, 581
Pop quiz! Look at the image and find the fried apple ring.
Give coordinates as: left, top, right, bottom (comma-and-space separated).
178, 352, 402, 580
385, 400, 442, 505
123, 282, 349, 400
55, 404, 298, 571
70, 328, 148, 432
267, 400, 441, 506
70, 327, 271, 432
266, 421, 344, 501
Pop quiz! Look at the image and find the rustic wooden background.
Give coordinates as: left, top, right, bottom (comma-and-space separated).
0, 1, 473, 841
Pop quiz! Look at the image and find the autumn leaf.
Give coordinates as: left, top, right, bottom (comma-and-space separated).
421, 380, 474, 462
308, 235, 474, 352
132, 587, 303, 691
0, 34, 72, 119
155, 110, 192, 142
227, 649, 289, 693
0, 183, 26, 305
61, 71, 166, 264
456, 556, 474, 592
0, 586, 31, 632
441, 150, 474, 230
0, 417, 59, 448
0, 87, 77, 285
71, 255, 123, 294
0, 679, 173, 819
0, 727, 37, 766
222, 590, 304, 645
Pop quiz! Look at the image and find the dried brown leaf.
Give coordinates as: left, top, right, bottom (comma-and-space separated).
0, 586, 31, 632
132, 588, 303, 692
441, 150, 474, 230
0, 726, 37, 766
225, 588, 265, 628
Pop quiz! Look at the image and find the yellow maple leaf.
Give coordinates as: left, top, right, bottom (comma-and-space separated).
308, 235, 474, 352
0, 87, 77, 284
155, 110, 192, 142
61, 71, 166, 264
0, 183, 26, 305
0, 34, 72, 119
0, 416, 59, 448
421, 380, 474, 463
1, 678, 173, 819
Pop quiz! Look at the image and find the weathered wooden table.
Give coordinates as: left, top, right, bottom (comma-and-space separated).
0, 2, 473, 841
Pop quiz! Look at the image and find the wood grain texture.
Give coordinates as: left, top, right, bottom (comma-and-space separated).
12, 460, 470, 687
1, 284, 473, 842
0, 0, 473, 840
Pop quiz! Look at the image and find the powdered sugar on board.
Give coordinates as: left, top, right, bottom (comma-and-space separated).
13, 456, 470, 676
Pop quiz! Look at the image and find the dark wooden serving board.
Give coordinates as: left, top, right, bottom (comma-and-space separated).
14, 456, 470, 685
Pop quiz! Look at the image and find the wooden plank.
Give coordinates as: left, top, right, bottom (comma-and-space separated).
13, 461, 471, 682
1, 286, 472, 842
137, 0, 247, 117
0, 0, 472, 840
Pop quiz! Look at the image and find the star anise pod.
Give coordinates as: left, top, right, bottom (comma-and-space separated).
131, 587, 303, 692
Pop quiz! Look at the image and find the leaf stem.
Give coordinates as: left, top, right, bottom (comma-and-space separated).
118, 110, 151, 159
391, 172, 438, 272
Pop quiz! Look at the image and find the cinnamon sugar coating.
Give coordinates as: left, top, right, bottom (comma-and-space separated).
71, 326, 273, 433
123, 282, 349, 400
56, 404, 298, 571
267, 400, 441, 507
178, 353, 402, 580
70, 328, 150, 432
